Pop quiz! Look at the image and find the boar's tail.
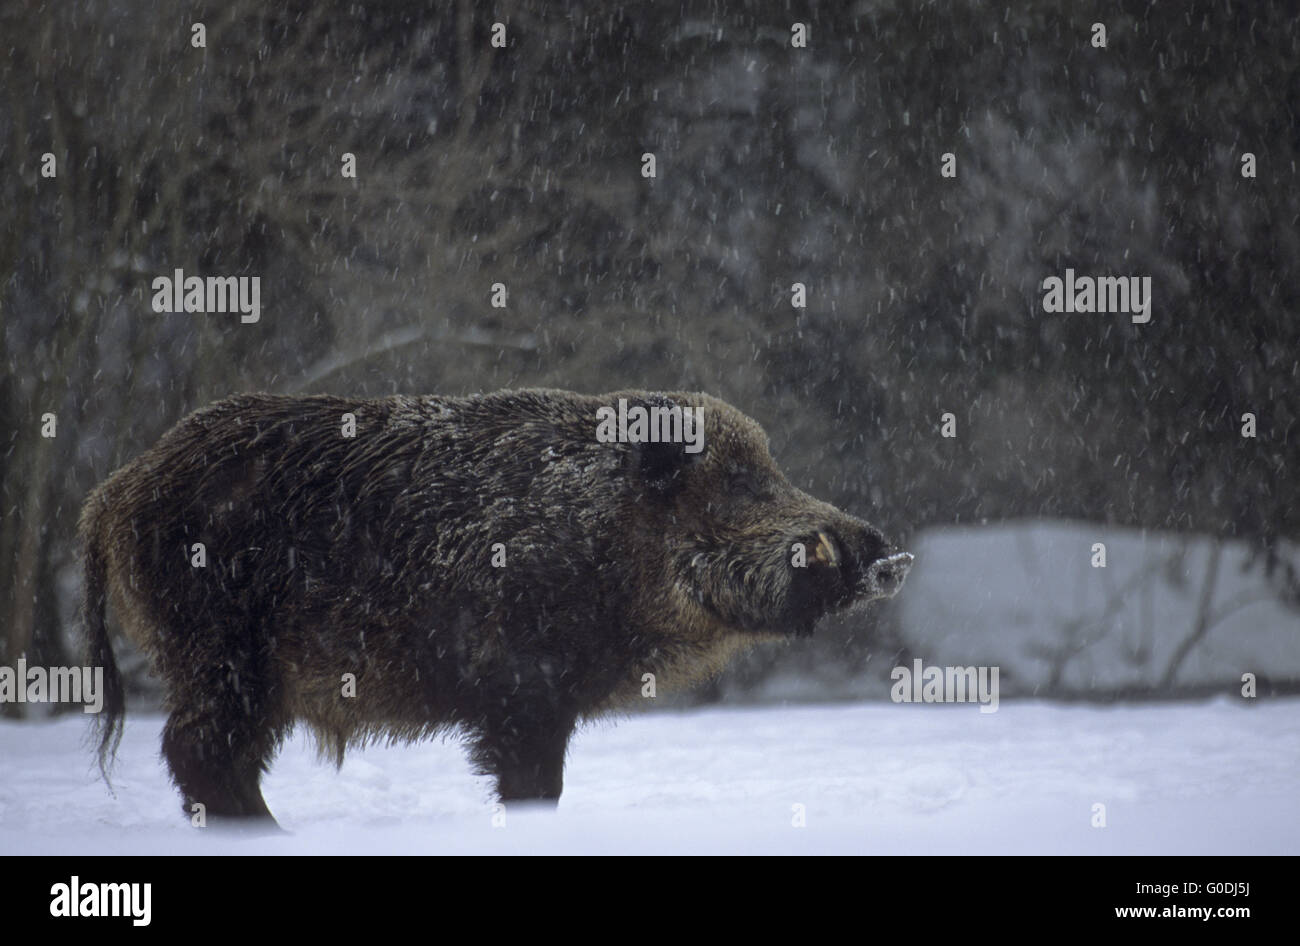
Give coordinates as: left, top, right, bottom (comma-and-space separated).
81, 505, 125, 784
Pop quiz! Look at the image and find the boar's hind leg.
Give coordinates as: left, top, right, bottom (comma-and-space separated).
470, 708, 577, 804
160, 660, 285, 824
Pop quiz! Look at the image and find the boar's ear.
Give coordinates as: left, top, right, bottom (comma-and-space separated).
627, 394, 706, 494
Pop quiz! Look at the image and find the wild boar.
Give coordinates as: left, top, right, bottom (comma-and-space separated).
80, 389, 911, 823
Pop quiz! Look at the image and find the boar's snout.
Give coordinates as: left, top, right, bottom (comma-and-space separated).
863, 551, 914, 599
804, 520, 913, 607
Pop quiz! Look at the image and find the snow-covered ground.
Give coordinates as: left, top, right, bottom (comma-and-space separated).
2, 699, 1296, 854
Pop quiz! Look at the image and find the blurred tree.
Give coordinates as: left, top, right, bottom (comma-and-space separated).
1, 0, 1295, 710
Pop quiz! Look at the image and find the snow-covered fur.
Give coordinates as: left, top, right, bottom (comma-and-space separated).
79, 389, 910, 822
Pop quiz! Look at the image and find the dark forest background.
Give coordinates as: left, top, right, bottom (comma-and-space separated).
2, 0, 1297, 715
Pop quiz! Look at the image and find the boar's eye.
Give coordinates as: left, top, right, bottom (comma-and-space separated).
727, 470, 770, 500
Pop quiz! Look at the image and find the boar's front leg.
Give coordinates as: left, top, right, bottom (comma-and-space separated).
469, 705, 578, 803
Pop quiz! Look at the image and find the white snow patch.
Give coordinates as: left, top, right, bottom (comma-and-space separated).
2, 699, 1297, 854
895, 522, 1300, 691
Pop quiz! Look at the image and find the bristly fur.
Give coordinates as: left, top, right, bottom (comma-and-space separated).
79, 388, 904, 822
